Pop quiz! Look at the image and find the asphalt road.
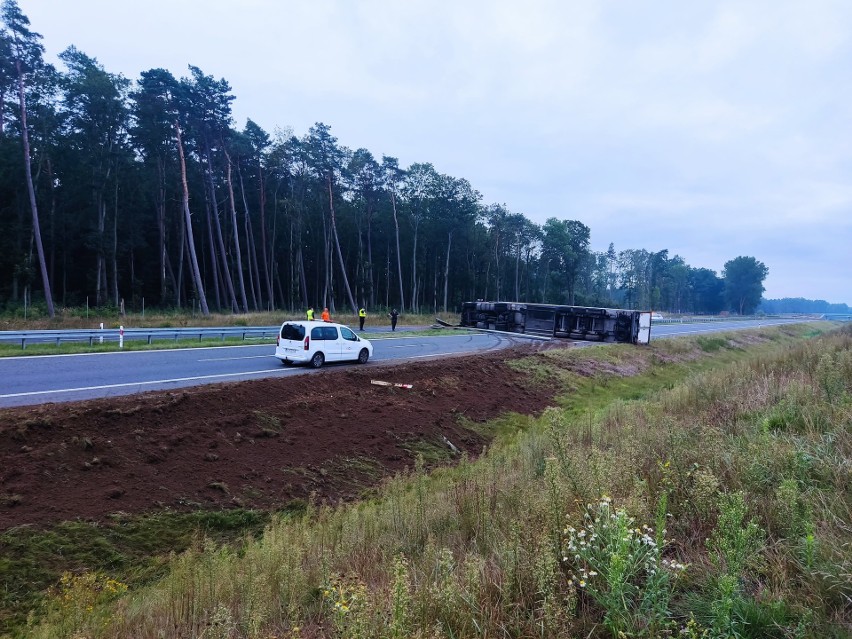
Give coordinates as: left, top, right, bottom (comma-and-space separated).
0, 318, 801, 408
0, 331, 512, 408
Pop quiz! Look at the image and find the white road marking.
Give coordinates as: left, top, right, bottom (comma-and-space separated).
0, 343, 272, 361
199, 355, 279, 362
0, 368, 298, 399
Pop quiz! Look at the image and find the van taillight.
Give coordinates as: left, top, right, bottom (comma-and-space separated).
304, 336, 310, 350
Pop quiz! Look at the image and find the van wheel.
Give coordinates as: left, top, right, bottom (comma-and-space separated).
358, 348, 369, 364
310, 352, 325, 368
281, 359, 291, 367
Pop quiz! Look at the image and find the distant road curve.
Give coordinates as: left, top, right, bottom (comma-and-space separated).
0, 318, 804, 408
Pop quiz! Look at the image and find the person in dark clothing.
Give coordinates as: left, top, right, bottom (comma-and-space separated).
388, 308, 399, 331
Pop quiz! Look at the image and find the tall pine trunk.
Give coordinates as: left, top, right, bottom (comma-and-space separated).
238, 163, 262, 310
257, 157, 273, 307
443, 229, 453, 312
390, 190, 404, 312
15, 60, 54, 317
112, 179, 119, 308
205, 145, 238, 312
328, 177, 357, 314
175, 121, 209, 315
204, 197, 221, 310
223, 150, 248, 312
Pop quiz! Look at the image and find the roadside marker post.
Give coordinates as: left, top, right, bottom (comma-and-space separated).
119, 326, 124, 349
99, 322, 104, 344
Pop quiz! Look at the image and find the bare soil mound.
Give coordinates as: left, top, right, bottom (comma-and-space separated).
0, 343, 566, 530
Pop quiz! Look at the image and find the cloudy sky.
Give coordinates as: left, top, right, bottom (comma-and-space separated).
19, 0, 852, 304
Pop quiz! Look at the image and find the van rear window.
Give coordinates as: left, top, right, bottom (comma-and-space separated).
281, 324, 305, 341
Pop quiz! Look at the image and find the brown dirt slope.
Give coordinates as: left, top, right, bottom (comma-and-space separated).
0, 344, 566, 530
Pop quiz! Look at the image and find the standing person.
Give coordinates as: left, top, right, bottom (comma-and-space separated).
358, 307, 366, 331
306, 306, 315, 320
388, 308, 399, 331
321, 307, 331, 322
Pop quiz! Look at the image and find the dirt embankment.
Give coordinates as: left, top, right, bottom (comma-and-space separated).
0, 343, 566, 530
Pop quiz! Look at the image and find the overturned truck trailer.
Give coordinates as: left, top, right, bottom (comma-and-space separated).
459, 301, 651, 344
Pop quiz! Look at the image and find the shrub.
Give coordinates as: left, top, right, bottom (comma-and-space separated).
562, 496, 685, 637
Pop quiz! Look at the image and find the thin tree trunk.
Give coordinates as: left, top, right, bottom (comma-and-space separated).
112, 179, 119, 308
385, 241, 390, 308
244, 209, 259, 311
443, 230, 453, 312
328, 177, 357, 314
223, 150, 248, 312
171, 228, 182, 308
175, 121, 209, 315
156, 156, 168, 304
321, 208, 330, 309
204, 197, 221, 310
432, 252, 438, 313
238, 162, 261, 310
205, 145, 238, 312
46, 156, 56, 299
15, 62, 55, 317
257, 157, 273, 307
410, 223, 419, 313
366, 206, 375, 308
390, 190, 404, 313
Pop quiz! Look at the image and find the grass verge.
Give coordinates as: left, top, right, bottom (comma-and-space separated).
6, 322, 851, 638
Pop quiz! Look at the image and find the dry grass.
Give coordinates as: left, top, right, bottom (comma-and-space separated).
22, 323, 852, 638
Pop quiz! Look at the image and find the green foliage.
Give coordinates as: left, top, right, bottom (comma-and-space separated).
723, 256, 769, 315
389, 554, 412, 639
0, 510, 268, 634
696, 335, 729, 352
563, 496, 685, 637
707, 492, 763, 576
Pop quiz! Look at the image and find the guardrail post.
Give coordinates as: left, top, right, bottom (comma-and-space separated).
21, 338, 25, 350
147, 334, 152, 345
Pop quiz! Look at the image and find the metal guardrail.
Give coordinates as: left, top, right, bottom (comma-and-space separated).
0, 326, 281, 349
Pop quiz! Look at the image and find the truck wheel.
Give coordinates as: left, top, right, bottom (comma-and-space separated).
358, 348, 369, 364
310, 352, 325, 368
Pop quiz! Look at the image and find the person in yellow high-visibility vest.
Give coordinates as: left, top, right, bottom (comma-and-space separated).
306, 306, 315, 320
358, 307, 366, 331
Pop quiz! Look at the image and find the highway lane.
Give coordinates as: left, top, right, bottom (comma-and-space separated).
0, 318, 804, 408
0, 332, 511, 408
649, 317, 800, 338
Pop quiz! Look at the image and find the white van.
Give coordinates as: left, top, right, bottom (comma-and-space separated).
275, 320, 373, 368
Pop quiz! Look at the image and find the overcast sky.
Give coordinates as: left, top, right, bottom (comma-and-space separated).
18, 0, 852, 305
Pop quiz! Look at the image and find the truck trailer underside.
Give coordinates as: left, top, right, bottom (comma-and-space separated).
458, 301, 651, 345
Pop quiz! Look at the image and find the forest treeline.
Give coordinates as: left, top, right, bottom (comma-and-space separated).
0, 2, 770, 319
